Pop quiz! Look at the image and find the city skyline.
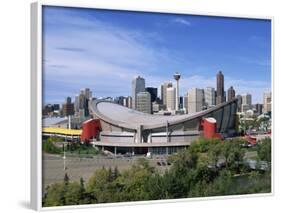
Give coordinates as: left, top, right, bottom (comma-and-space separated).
43, 73, 270, 107
43, 6, 271, 104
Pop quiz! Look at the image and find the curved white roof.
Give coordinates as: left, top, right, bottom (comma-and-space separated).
204, 117, 217, 123
97, 101, 197, 126
90, 99, 237, 130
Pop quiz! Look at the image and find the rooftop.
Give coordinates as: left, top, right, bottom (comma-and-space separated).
43, 127, 82, 136
90, 99, 237, 130
42, 117, 67, 127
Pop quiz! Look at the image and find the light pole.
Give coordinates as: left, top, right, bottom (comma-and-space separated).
173, 72, 181, 111
63, 137, 67, 170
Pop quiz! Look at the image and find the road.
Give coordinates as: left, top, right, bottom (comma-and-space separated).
42, 153, 170, 191
42, 150, 258, 192
244, 151, 257, 159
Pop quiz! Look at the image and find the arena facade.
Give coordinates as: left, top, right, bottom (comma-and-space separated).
89, 99, 238, 155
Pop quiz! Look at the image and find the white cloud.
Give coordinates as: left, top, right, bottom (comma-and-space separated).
43, 9, 269, 104
43, 9, 182, 102
172, 18, 191, 26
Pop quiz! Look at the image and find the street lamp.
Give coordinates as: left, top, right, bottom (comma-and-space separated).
63, 136, 67, 170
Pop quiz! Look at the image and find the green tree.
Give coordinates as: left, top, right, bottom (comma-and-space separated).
221, 142, 232, 169
208, 143, 222, 168
205, 170, 233, 196
86, 167, 111, 203
64, 182, 81, 205
113, 159, 155, 201
228, 146, 245, 173
77, 177, 88, 204
161, 170, 188, 199
43, 183, 66, 206
64, 173, 69, 185
43, 137, 272, 207
42, 139, 62, 154
189, 137, 220, 153
107, 167, 113, 182
113, 166, 119, 180
172, 149, 198, 172
257, 138, 271, 162
222, 139, 246, 169
144, 173, 166, 200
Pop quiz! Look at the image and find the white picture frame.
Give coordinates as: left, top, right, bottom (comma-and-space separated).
31, 1, 274, 211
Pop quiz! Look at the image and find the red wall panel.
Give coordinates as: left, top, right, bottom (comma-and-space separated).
81, 119, 101, 142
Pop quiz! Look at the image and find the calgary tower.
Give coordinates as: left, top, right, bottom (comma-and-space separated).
173, 72, 181, 111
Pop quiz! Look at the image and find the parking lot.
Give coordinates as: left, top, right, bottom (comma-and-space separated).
42, 153, 170, 190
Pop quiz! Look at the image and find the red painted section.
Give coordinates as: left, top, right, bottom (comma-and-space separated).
201, 118, 222, 139
214, 133, 222, 139
81, 119, 101, 142
245, 135, 257, 145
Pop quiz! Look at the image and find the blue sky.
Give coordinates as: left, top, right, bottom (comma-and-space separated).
42, 6, 271, 104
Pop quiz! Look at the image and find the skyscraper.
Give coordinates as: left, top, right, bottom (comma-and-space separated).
84, 88, 92, 99
227, 86, 236, 102
42, 104, 54, 116
204, 87, 216, 107
166, 87, 176, 111
75, 88, 93, 117
241, 93, 252, 113
242, 93, 252, 105
188, 88, 204, 113
79, 92, 89, 116
128, 96, 132, 109
152, 102, 161, 113
123, 96, 133, 108
145, 87, 157, 102
255, 104, 263, 115
53, 104, 60, 111
132, 76, 145, 110
263, 92, 271, 113
136, 92, 151, 114
236, 95, 242, 112
161, 82, 173, 110
184, 93, 188, 113
114, 96, 125, 106
62, 97, 74, 116
216, 71, 225, 105
179, 96, 183, 109
74, 94, 79, 113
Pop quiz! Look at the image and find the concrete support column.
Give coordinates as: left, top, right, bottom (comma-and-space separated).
134, 132, 136, 143
137, 125, 143, 143
166, 121, 169, 143
132, 147, 135, 156
148, 132, 152, 143
114, 146, 117, 156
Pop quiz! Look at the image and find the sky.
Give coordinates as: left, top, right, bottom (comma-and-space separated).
42, 6, 271, 105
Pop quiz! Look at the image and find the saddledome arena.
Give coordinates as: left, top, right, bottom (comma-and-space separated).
89, 99, 238, 155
